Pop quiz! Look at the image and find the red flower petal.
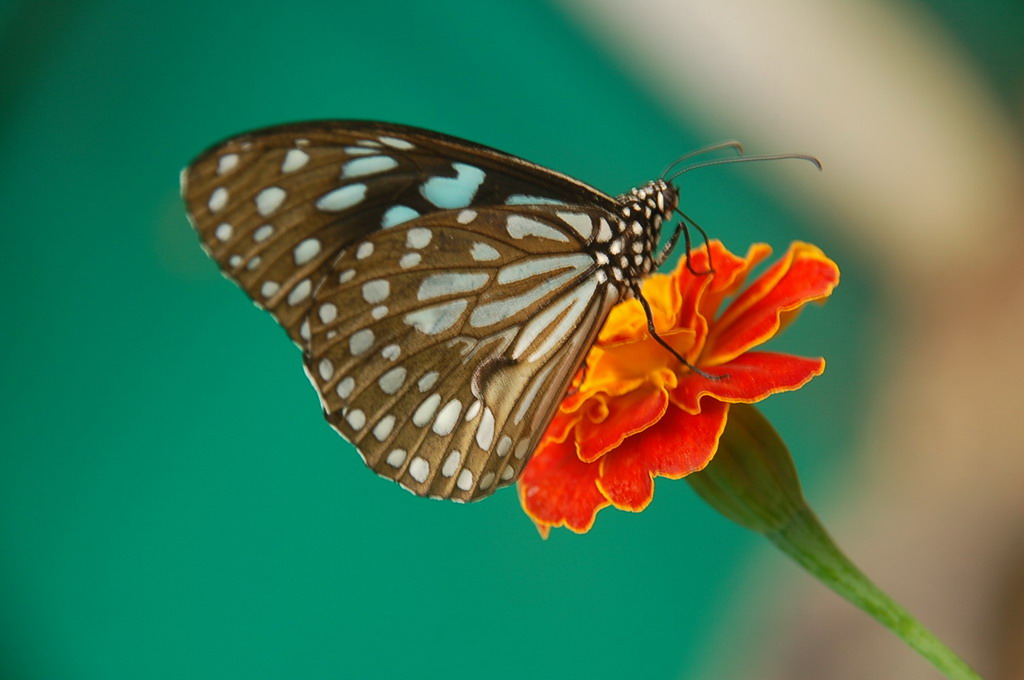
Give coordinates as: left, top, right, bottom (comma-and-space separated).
575, 384, 668, 462
542, 409, 581, 445
696, 243, 773, 323
597, 400, 729, 511
703, 243, 839, 365
670, 351, 826, 414
518, 436, 609, 535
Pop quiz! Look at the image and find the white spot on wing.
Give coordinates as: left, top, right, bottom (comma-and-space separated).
413, 394, 442, 427
350, 329, 374, 355
470, 242, 500, 262
316, 183, 367, 211
373, 415, 396, 441
342, 155, 398, 178
293, 238, 321, 265
399, 253, 421, 269
557, 212, 593, 240
253, 224, 274, 242
346, 409, 366, 430
406, 228, 431, 249
417, 272, 489, 301
214, 223, 233, 241
336, 376, 354, 399
497, 254, 593, 284
378, 366, 407, 395
217, 154, 239, 175
256, 187, 287, 216
409, 457, 430, 483
208, 187, 228, 212
386, 449, 407, 467
506, 215, 570, 242
418, 372, 438, 392
281, 148, 309, 172
287, 279, 312, 306
441, 450, 461, 477
476, 407, 495, 450
432, 399, 463, 436
362, 279, 390, 304
319, 303, 337, 323
379, 135, 414, 150
456, 469, 474, 491
405, 300, 468, 335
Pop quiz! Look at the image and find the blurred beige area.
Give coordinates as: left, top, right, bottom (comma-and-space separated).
560, 0, 1024, 678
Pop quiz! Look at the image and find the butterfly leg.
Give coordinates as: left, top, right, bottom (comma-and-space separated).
658, 210, 715, 276
631, 285, 724, 381
566, 359, 590, 397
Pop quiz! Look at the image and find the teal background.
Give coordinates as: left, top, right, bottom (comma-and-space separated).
13, 0, 1018, 677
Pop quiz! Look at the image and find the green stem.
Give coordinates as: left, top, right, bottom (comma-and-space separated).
768, 505, 982, 680
687, 404, 983, 680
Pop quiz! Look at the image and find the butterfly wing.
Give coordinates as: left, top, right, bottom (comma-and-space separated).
304, 205, 621, 501
180, 121, 616, 344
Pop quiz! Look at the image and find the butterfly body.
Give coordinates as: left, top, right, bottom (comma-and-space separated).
182, 121, 678, 501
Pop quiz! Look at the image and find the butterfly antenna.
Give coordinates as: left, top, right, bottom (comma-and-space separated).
631, 285, 725, 381
667, 152, 821, 185
661, 140, 744, 179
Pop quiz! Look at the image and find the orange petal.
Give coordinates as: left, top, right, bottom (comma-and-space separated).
518, 435, 610, 534
597, 400, 729, 511
670, 351, 825, 414
697, 243, 773, 322
703, 243, 839, 365
575, 384, 668, 462
599, 273, 677, 345
541, 408, 581, 445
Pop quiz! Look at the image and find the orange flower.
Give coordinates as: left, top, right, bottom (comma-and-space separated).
517, 240, 840, 536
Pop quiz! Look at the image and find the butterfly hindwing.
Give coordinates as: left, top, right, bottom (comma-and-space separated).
181, 121, 616, 345
303, 205, 621, 501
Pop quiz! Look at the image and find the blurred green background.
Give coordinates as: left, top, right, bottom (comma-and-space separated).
1, 1, 1019, 679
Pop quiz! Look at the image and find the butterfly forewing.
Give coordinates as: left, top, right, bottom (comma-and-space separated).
181, 121, 619, 344
303, 205, 620, 501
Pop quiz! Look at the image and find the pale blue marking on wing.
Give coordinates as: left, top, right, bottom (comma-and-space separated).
420, 163, 486, 209
381, 204, 420, 228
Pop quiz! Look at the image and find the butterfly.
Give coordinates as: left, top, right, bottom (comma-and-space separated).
181, 120, 811, 503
